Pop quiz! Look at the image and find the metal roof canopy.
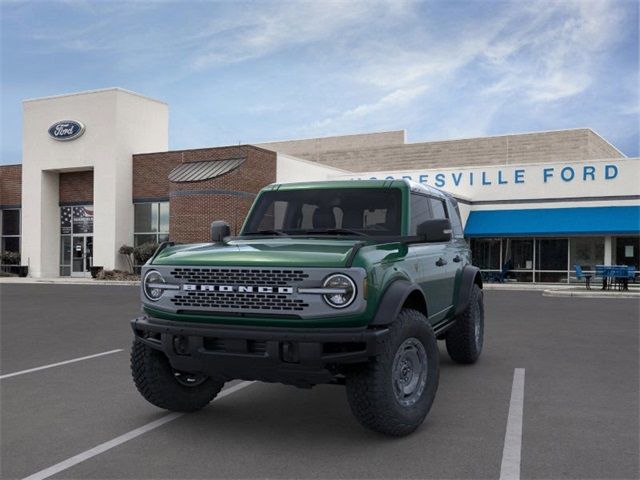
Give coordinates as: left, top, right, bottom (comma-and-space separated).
168, 158, 246, 183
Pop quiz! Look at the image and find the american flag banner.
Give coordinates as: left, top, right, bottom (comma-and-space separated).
73, 206, 94, 234
60, 206, 94, 234
60, 207, 72, 234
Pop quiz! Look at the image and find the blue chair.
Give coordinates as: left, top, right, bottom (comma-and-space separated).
628, 266, 637, 282
574, 265, 592, 290
481, 260, 511, 283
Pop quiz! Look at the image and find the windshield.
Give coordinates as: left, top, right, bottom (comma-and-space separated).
242, 188, 402, 237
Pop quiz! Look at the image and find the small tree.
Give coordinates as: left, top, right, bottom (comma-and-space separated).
118, 245, 134, 272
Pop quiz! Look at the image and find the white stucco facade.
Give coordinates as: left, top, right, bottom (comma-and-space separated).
276, 154, 349, 183
21, 88, 168, 277
332, 157, 640, 221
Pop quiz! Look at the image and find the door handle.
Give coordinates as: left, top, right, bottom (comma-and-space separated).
436, 257, 447, 267
453, 255, 462, 263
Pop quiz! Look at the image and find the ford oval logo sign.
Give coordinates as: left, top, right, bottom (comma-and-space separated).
48, 120, 85, 141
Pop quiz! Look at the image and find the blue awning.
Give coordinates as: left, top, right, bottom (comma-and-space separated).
464, 206, 640, 237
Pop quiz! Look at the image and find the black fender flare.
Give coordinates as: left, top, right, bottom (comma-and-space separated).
453, 265, 483, 317
370, 279, 427, 326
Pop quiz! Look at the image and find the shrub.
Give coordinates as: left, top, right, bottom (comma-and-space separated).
133, 242, 159, 266
96, 269, 140, 281
0, 251, 20, 265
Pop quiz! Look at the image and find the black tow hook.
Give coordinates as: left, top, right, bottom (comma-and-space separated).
173, 335, 190, 355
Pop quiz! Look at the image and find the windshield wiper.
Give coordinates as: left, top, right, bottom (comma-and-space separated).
302, 228, 370, 237
243, 230, 288, 236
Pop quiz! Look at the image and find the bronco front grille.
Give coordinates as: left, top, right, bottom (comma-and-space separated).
170, 292, 309, 311
169, 267, 309, 286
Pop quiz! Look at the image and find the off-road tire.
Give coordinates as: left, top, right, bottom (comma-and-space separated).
131, 340, 224, 412
445, 284, 484, 364
345, 308, 439, 436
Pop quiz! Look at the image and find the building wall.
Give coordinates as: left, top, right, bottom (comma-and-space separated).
0, 165, 22, 207
336, 157, 640, 215
59, 171, 94, 204
133, 144, 272, 200
132, 153, 178, 201
587, 129, 625, 159
266, 128, 625, 172
255, 130, 405, 162
135, 145, 277, 243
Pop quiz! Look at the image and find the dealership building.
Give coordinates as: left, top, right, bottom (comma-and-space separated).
0, 88, 638, 281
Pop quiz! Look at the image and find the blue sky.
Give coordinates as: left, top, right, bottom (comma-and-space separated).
1, 0, 638, 165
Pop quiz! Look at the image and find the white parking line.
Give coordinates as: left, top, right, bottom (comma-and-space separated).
22, 380, 254, 480
0, 349, 124, 380
500, 368, 526, 480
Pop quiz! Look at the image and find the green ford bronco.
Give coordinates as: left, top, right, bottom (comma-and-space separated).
131, 179, 484, 436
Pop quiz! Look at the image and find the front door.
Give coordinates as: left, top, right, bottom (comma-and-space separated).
71, 236, 92, 277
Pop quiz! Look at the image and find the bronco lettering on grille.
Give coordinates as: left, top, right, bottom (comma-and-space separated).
182, 285, 294, 294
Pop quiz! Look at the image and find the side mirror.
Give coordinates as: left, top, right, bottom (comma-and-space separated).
417, 219, 452, 243
210, 221, 230, 244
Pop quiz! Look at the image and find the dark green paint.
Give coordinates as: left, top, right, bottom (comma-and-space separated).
147, 180, 470, 328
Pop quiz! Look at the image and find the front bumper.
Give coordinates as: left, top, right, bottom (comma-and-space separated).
131, 316, 388, 387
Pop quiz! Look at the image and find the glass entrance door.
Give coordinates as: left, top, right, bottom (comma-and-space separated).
71, 236, 93, 277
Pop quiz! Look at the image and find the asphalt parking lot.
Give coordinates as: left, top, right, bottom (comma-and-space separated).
1, 284, 638, 480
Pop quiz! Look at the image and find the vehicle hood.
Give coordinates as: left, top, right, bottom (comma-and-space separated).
151, 238, 363, 268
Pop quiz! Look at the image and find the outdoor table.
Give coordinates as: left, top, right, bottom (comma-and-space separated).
596, 265, 630, 291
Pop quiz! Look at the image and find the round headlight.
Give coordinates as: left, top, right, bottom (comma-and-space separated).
322, 274, 356, 308
143, 270, 165, 301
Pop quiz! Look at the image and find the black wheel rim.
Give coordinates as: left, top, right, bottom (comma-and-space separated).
173, 369, 208, 387
392, 337, 428, 407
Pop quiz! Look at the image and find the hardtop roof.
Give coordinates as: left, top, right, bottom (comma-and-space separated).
264, 179, 449, 198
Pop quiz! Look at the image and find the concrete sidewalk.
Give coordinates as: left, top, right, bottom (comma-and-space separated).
485, 281, 639, 298
542, 287, 640, 299
0, 276, 139, 286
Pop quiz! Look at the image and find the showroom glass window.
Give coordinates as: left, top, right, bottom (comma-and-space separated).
536, 238, 569, 282
502, 238, 534, 282
134, 202, 169, 246
570, 237, 604, 273
1, 208, 21, 259
614, 236, 639, 267
471, 238, 501, 270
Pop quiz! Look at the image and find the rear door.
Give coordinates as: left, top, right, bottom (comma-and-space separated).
408, 193, 450, 322
444, 196, 469, 307
428, 196, 459, 314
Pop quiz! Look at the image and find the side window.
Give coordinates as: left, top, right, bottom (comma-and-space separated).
447, 198, 464, 238
409, 194, 433, 234
429, 198, 447, 220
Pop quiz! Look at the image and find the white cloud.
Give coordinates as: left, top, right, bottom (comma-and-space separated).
312, 85, 429, 129
304, 0, 629, 137
480, 0, 625, 103
190, 0, 413, 70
